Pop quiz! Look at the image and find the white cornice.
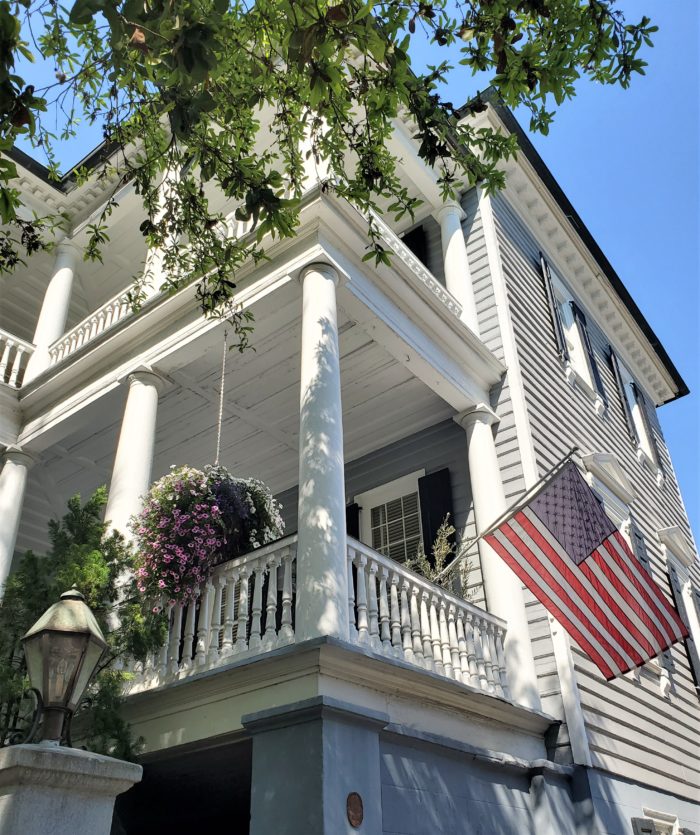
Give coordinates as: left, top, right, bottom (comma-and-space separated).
475, 107, 677, 406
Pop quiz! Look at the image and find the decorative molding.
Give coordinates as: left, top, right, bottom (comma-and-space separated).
657, 526, 696, 569
581, 452, 635, 506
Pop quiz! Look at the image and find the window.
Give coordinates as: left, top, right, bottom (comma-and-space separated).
354, 471, 424, 564
610, 350, 664, 483
658, 526, 700, 693
352, 468, 455, 564
539, 253, 606, 414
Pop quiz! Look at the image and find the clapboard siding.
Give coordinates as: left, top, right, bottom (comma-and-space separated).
490, 188, 700, 799
277, 419, 485, 604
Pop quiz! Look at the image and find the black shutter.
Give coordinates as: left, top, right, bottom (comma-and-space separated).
631, 382, 663, 472
629, 519, 651, 571
345, 502, 360, 539
609, 349, 638, 443
668, 564, 700, 690
417, 468, 454, 566
401, 225, 429, 268
570, 301, 606, 403
539, 252, 569, 362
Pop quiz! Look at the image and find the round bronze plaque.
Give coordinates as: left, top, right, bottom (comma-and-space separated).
346, 792, 364, 828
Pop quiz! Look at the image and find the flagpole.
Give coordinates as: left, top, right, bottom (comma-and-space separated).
433, 446, 581, 584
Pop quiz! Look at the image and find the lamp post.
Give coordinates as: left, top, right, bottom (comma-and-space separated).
21, 587, 107, 745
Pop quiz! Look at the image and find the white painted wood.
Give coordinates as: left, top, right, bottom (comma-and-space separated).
0, 447, 34, 593
295, 263, 348, 641
0, 330, 34, 389
435, 201, 479, 334
104, 368, 165, 539
454, 404, 541, 710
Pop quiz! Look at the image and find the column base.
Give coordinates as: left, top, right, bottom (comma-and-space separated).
0, 744, 142, 835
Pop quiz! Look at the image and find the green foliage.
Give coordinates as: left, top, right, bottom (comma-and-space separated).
0, 0, 656, 337
0, 489, 166, 759
406, 513, 473, 598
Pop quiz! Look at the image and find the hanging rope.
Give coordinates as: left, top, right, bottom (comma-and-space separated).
214, 328, 228, 466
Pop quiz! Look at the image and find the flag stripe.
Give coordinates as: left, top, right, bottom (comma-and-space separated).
495, 522, 626, 673
581, 555, 660, 659
487, 529, 616, 679
517, 510, 647, 665
607, 531, 687, 642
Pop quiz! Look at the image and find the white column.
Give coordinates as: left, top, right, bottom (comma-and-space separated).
24, 240, 79, 381
104, 368, 165, 538
435, 201, 479, 335
296, 263, 348, 642
455, 404, 541, 710
0, 447, 34, 593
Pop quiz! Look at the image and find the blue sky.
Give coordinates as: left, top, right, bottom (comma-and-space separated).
412, 2, 699, 542
17, 2, 698, 539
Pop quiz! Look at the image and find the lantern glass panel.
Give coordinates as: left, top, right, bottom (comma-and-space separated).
46, 633, 87, 707
67, 638, 104, 711
23, 634, 46, 700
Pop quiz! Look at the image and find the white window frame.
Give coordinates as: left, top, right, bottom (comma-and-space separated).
615, 357, 662, 479
549, 270, 605, 415
354, 470, 424, 560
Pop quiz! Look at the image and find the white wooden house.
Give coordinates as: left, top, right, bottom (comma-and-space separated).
0, 94, 698, 834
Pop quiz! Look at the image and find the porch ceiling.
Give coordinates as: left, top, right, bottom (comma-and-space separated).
16, 282, 454, 554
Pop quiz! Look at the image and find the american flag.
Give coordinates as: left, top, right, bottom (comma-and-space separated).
484, 461, 688, 680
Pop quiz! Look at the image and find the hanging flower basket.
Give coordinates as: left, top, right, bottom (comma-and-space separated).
131, 464, 284, 605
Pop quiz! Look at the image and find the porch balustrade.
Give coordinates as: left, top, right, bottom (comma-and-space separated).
127, 533, 509, 701
0, 329, 34, 388
48, 288, 135, 366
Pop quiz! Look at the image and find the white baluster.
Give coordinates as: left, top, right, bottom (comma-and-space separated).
9, 345, 24, 387
473, 617, 489, 692
378, 566, 391, 652
495, 626, 510, 700
487, 623, 504, 697
447, 606, 462, 682
420, 592, 433, 669
0, 339, 12, 382
409, 585, 423, 663
439, 600, 453, 678
248, 560, 264, 652
355, 554, 369, 644
465, 612, 480, 688
208, 579, 223, 664
195, 582, 214, 666
158, 603, 170, 676
390, 573, 403, 656
429, 596, 443, 675
235, 569, 249, 653
279, 551, 294, 645
367, 560, 381, 650
263, 558, 279, 649
480, 619, 496, 694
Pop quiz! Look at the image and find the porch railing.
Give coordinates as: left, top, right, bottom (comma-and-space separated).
127, 534, 509, 700
347, 538, 509, 698
0, 329, 34, 388
48, 287, 135, 366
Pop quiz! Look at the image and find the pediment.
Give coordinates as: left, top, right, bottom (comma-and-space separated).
581, 452, 635, 506
657, 526, 697, 569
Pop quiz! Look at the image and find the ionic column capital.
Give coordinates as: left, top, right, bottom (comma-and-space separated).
299, 262, 340, 287
1, 445, 37, 470
54, 237, 81, 261
119, 365, 169, 394
453, 403, 500, 432
434, 199, 466, 224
